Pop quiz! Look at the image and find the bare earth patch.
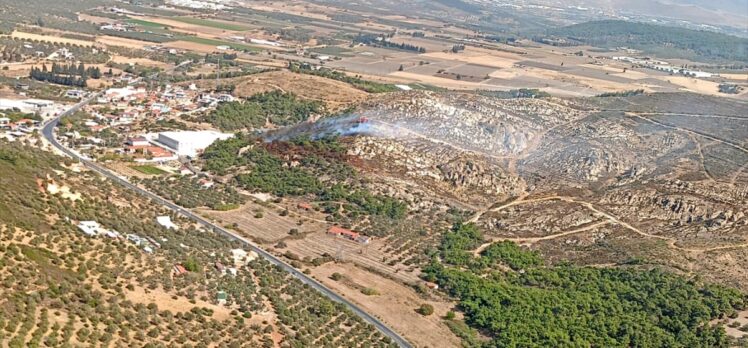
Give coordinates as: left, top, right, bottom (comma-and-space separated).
311, 262, 461, 348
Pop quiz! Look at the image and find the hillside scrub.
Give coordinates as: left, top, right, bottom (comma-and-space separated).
202, 136, 407, 222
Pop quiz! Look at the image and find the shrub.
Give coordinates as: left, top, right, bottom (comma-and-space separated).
416, 304, 434, 316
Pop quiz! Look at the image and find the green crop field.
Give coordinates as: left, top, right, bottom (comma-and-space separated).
126, 18, 168, 28
172, 17, 251, 31
131, 165, 168, 175
309, 46, 354, 57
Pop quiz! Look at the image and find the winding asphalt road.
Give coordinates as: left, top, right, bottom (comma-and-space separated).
41, 81, 412, 348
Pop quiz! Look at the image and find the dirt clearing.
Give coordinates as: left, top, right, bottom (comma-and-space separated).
311, 262, 461, 348
96, 35, 151, 49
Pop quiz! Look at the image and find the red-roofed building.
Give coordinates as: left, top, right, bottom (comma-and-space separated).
15, 118, 36, 126
173, 264, 188, 276
328, 226, 370, 244
126, 145, 177, 162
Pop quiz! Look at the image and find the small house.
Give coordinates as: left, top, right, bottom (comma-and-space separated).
178, 165, 193, 176
126, 136, 149, 147
328, 226, 370, 244
199, 178, 214, 189
424, 282, 439, 290
66, 89, 85, 99
173, 264, 188, 276
216, 291, 227, 305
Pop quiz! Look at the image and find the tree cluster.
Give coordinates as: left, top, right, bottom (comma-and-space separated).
424, 223, 747, 347
205, 90, 322, 131
29, 63, 101, 87
202, 136, 407, 221
354, 34, 426, 53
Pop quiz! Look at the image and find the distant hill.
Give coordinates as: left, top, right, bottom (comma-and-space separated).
547, 20, 748, 63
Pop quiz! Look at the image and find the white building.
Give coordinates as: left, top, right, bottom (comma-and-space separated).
0, 98, 55, 114
66, 90, 85, 99
104, 86, 145, 102
77, 221, 114, 237
156, 131, 233, 157
249, 38, 281, 47
230, 248, 258, 267
156, 216, 178, 230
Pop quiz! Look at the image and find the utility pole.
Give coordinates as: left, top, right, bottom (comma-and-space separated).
215, 55, 220, 92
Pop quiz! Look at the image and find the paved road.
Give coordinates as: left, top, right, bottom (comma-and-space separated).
40, 77, 412, 348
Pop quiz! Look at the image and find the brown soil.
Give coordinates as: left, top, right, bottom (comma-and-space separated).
310, 262, 462, 348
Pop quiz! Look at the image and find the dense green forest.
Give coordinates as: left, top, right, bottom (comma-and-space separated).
424, 224, 746, 347
202, 135, 407, 222
204, 91, 322, 131
546, 20, 748, 63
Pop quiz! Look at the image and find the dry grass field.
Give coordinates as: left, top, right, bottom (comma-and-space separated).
311, 262, 462, 348
189, 70, 369, 110
95, 35, 152, 49
197, 200, 327, 243
9, 31, 94, 47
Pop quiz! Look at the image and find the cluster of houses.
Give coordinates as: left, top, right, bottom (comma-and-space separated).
212, 248, 258, 304
76, 219, 164, 254
0, 117, 40, 134
100, 23, 132, 32
126, 233, 160, 254
0, 98, 57, 141
47, 47, 77, 61
65, 82, 239, 162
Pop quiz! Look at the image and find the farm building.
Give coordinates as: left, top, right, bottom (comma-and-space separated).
328, 226, 371, 244
156, 216, 178, 230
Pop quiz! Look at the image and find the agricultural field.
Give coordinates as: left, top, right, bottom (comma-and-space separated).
130, 165, 168, 175
186, 69, 368, 111
0, 141, 398, 347
170, 17, 252, 32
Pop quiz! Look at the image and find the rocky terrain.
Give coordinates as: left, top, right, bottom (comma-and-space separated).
328, 91, 748, 288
